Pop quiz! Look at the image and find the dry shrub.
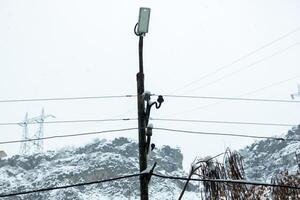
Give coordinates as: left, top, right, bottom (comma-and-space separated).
271, 170, 300, 200
188, 149, 300, 199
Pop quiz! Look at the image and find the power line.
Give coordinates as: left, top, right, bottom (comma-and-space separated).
151, 118, 297, 127
0, 173, 144, 198
0, 127, 137, 145
184, 75, 300, 113
239, 75, 300, 97
0, 118, 137, 126
163, 74, 300, 118
153, 127, 299, 141
1, 117, 296, 127
161, 94, 300, 103
183, 42, 300, 93
2, 171, 299, 198
170, 24, 300, 94
1, 124, 295, 145
0, 95, 136, 103
152, 173, 300, 190
44, 118, 137, 124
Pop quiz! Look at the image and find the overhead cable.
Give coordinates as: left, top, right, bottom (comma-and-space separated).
151, 118, 297, 127
1, 171, 299, 197
2, 126, 297, 145
164, 74, 300, 117
184, 42, 300, 93
0, 173, 144, 198
0, 127, 137, 145
161, 95, 300, 103
153, 127, 299, 141
0, 118, 295, 128
0, 95, 136, 103
152, 173, 300, 190
170, 25, 300, 94
240, 75, 300, 97
0, 118, 137, 126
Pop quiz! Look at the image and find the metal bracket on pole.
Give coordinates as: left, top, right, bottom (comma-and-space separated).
147, 162, 157, 184
143, 92, 164, 127
141, 162, 157, 184
146, 124, 153, 154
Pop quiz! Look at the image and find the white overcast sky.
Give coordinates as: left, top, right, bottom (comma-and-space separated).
0, 0, 300, 169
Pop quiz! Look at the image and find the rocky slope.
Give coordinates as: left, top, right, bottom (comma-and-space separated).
240, 125, 300, 181
0, 137, 199, 200
1, 125, 300, 199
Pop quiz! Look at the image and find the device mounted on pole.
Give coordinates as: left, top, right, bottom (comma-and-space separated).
135, 8, 151, 36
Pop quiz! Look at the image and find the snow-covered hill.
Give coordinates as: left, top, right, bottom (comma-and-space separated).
1, 125, 300, 199
240, 125, 300, 181
0, 137, 200, 199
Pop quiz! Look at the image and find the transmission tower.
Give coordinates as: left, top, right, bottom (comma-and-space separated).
19, 109, 55, 155
290, 84, 300, 99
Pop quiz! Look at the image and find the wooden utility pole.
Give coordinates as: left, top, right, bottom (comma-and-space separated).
136, 35, 149, 200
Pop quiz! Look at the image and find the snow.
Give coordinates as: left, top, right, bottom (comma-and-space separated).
0, 137, 198, 199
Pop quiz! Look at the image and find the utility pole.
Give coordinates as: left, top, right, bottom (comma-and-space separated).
135, 8, 164, 200
136, 7, 150, 200
137, 35, 149, 200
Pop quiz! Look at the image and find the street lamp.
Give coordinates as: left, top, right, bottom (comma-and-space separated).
135, 7, 151, 200
135, 7, 151, 36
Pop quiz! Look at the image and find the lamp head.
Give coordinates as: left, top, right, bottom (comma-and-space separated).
137, 7, 151, 35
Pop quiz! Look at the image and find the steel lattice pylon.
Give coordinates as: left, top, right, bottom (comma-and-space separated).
19, 109, 55, 155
